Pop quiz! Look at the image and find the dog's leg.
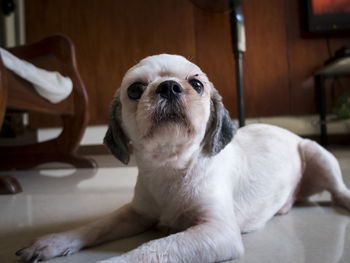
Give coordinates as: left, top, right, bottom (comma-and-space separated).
98, 218, 244, 263
16, 203, 155, 262
298, 139, 350, 211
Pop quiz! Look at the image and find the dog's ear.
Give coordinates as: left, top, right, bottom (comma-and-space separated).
103, 90, 130, 164
202, 87, 237, 156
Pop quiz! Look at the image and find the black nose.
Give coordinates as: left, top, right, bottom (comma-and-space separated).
156, 80, 183, 99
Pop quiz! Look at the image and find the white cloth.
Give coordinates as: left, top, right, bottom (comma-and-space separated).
0, 47, 73, 103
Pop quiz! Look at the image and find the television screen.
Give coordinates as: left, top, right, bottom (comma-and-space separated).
307, 0, 350, 33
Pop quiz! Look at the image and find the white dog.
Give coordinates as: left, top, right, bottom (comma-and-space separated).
16, 54, 350, 263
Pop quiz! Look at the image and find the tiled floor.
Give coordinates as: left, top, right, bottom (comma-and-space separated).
1, 148, 350, 263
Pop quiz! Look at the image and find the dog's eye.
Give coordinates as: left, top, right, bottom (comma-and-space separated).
127, 82, 146, 100
189, 79, 204, 95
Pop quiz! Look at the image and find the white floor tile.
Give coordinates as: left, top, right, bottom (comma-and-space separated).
1, 149, 350, 263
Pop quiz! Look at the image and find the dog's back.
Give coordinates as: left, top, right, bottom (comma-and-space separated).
230, 123, 350, 233
230, 124, 304, 232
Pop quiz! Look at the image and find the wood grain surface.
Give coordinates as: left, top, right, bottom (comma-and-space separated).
24, 0, 350, 126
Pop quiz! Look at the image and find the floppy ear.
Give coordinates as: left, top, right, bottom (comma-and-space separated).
103, 90, 130, 164
202, 88, 237, 156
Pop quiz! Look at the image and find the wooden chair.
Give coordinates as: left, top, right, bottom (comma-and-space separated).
0, 35, 96, 193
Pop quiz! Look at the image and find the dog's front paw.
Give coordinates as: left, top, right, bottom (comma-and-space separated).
15, 233, 80, 262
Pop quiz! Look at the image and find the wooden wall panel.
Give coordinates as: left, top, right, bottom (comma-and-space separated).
24, 0, 350, 127
243, 0, 290, 116
193, 8, 237, 117
26, 0, 196, 125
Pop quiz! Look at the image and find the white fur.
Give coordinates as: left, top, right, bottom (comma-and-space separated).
17, 54, 350, 263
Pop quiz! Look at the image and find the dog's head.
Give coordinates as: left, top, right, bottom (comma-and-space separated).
104, 54, 236, 165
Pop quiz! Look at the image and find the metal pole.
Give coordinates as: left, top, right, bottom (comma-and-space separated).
316, 75, 328, 146
230, 0, 246, 127
234, 50, 245, 127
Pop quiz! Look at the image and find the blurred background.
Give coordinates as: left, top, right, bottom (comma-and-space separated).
1, 0, 350, 150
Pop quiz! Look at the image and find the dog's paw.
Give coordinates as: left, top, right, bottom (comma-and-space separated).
332, 189, 350, 212
15, 233, 80, 262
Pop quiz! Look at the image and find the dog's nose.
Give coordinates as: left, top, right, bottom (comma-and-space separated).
156, 80, 183, 99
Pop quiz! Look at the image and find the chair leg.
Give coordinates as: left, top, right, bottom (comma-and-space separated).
0, 176, 23, 194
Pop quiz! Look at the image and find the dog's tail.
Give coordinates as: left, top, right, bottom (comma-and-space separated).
298, 139, 350, 211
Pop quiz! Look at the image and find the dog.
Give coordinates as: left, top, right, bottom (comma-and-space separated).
16, 54, 350, 263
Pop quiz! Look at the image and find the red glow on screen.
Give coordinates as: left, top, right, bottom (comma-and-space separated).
312, 0, 350, 15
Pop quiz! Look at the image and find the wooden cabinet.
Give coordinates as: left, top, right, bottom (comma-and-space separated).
25, 0, 350, 126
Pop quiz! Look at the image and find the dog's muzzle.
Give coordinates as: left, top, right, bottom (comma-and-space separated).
153, 80, 187, 125
156, 80, 183, 100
